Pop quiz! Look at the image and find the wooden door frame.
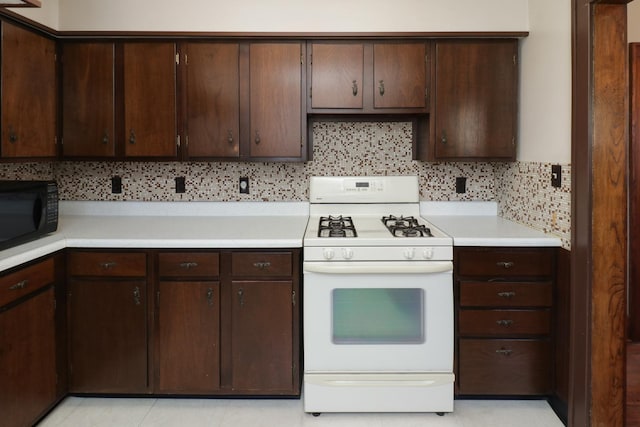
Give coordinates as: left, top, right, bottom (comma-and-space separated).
571, 1, 630, 426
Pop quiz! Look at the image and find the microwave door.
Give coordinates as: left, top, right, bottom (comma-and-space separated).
0, 193, 41, 241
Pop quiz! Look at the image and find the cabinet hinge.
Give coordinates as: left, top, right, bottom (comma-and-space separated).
512, 136, 516, 146
184, 53, 188, 66
177, 135, 181, 147
310, 87, 312, 98
292, 290, 296, 306
176, 53, 180, 65
513, 54, 517, 65
185, 135, 189, 147
157, 290, 160, 305
300, 54, 304, 65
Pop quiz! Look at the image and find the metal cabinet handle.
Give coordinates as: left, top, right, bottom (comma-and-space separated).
129, 129, 136, 144
102, 130, 109, 145
253, 261, 271, 269
238, 288, 244, 307
495, 348, 513, 356
8, 126, 17, 143
9, 280, 28, 291
496, 261, 515, 269
206, 288, 214, 307
227, 130, 234, 144
496, 319, 514, 327
497, 291, 516, 298
378, 79, 385, 96
352, 80, 358, 96
254, 131, 261, 145
100, 261, 117, 269
179, 262, 199, 269
441, 130, 447, 144
133, 286, 141, 306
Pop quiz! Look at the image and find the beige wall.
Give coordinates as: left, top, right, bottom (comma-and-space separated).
630, 1, 640, 43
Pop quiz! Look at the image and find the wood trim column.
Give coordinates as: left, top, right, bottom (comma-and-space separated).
571, 1, 629, 426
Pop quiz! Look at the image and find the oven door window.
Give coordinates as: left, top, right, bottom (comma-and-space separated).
332, 288, 424, 344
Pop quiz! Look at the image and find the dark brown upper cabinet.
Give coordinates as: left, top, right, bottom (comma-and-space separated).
183, 42, 240, 159
1, 20, 57, 159
182, 41, 306, 161
428, 39, 518, 161
61, 41, 177, 160
307, 41, 429, 114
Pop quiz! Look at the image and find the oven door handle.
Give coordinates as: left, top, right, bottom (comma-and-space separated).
303, 261, 452, 274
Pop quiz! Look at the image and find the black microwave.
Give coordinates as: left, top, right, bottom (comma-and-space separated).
0, 181, 59, 251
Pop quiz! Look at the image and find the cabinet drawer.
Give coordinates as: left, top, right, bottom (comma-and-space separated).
458, 338, 551, 395
158, 252, 219, 277
459, 281, 553, 307
458, 309, 551, 336
231, 252, 292, 277
0, 258, 55, 307
457, 249, 554, 277
68, 252, 146, 277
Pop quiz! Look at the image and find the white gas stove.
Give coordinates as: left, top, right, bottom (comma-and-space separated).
302, 176, 455, 416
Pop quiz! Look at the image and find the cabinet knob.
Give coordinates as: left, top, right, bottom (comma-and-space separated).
253, 261, 271, 269
497, 291, 516, 299
129, 129, 136, 144
100, 261, 117, 269
352, 80, 358, 96
378, 80, 385, 96
496, 261, 515, 269
9, 280, 28, 291
254, 131, 261, 145
496, 319, 514, 327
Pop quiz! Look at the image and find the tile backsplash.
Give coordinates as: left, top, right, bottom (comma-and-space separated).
0, 121, 571, 249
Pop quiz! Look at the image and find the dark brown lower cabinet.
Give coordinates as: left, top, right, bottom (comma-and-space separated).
157, 280, 220, 393
230, 280, 294, 392
68, 279, 148, 393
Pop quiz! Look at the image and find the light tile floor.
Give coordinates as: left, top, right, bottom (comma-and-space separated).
39, 396, 566, 427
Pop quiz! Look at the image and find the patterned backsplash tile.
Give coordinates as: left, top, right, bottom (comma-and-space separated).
0, 121, 571, 249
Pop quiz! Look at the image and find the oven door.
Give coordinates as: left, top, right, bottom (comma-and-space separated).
303, 261, 453, 373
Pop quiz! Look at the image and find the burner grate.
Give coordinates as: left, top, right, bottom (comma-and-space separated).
381, 215, 433, 237
318, 215, 357, 238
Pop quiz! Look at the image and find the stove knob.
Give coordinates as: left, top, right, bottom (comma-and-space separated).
342, 248, 354, 260
403, 248, 416, 260
323, 249, 335, 260
422, 248, 434, 259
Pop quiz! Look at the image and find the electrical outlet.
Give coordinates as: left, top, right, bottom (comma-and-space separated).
239, 177, 249, 194
175, 176, 185, 193
111, 176, 122, 194
551, 165, 562, 188
455, 177, 467, 194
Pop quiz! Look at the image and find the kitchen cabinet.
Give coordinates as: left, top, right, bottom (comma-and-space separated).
61, 42, 177, 159
0, 256, 60, 427
423, 39, 518, 161
183, 42, 240, 159
182, 41, 306, 161
307, 41, 429, 113
248, 43, 305, 160
67, 251, 149, 393
1, 20, 57, 159
455, 247, 555, 396
228, 251, 298, 393
156, 252, 221, 393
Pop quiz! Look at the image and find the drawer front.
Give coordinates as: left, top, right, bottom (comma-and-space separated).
458, 338, 551, 395
231, 252, 292, 277
459, 281, 553, 307
458, 309, 551, 336
68, 252, 147, 277
457, 249, 554, 277
0, 257, 55, 307
158, 252, 220, 277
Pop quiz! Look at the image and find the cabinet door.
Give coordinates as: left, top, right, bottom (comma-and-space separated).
434, 40, 518, 160
230, 280, 294, 392
1, 21, 56, 158
373, 43, 427, 109
249, 43, 304, 159
157, 281, 220, 393
309, 43, 364, 109
0, 288, 57, 427
62, 43, 116, 157
68, 279, 148, 393
185, 43, 240, 158
123, 43, 177, 158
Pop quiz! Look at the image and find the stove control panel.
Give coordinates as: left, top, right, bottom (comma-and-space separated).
306, 246, 453, 262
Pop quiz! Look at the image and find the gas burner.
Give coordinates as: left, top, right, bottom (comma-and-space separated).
382, 215, 433, 238
318, 215, 357, 238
